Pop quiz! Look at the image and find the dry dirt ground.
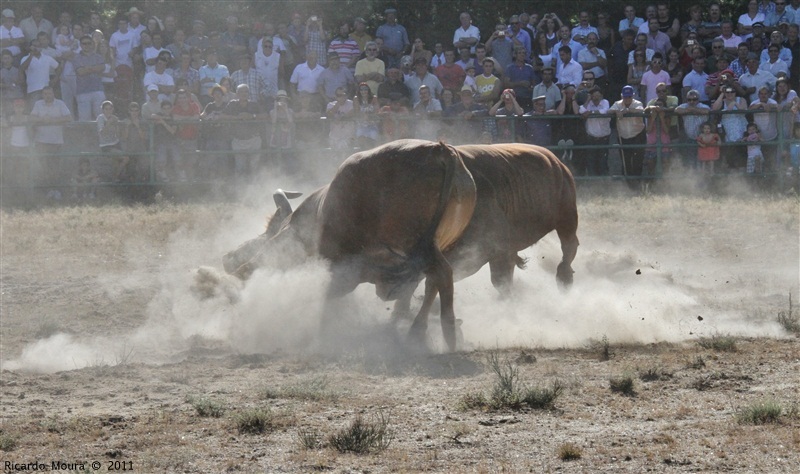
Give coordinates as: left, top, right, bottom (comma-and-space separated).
1, 189, 799, 473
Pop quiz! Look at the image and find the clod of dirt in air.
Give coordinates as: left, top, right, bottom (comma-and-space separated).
636, 269, 642, 275
191, 266, 243, 304
697, 316, 704, 321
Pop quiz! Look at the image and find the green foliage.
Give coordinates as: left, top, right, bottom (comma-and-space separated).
327, 411, 394, 454
187, 396, 226, 418
736, 400, 784, 425
233, 407, 274, 434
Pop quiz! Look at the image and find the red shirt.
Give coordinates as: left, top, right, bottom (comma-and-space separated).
434, 63, 466, 92
172, 101, 200, 140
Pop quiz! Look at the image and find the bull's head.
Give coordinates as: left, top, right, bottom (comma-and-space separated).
223, 189, 303, 280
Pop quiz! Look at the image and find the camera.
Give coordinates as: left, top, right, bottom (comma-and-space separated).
687, 40, 695, 46
498, 31, 506, 37
310, 16, 318, 22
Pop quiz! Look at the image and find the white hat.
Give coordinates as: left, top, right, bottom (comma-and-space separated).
127, 7, 144, 16
147, 84, 159, 92
276, 89, 289, 99
2, 9, 15, 19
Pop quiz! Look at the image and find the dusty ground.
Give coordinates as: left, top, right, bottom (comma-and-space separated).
1, 190, 798, 473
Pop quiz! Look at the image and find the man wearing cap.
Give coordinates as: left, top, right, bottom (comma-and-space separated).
255, 37, 282, 103
376, 66, 408, 106
609, 85, 646, 179
453, 12, 480, 54
405, 56, 443, 104
739, 52, 777, 101
349, 17, 372, 53
320, 52, 355, 103
0, 9, 25, 59
354, 41, 385, 96
328, 21, 361, 71
444, 84, 487, 142
19, 5, 53, 44
375, 8, 410, 69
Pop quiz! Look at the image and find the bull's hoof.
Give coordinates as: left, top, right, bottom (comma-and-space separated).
556, 263, 574, 289
408, 321, 428, 344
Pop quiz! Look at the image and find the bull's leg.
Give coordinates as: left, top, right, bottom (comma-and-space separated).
390, 282, 419, 324
556, 223, 579, 289
408, 278, 438, 342
420, 247, 457, 352
320, 262, 362, 340
489, 255, 516, 298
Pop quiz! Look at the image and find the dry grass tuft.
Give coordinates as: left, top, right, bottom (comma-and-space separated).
233, 407, 274, 434
776, 294, 799, 335
262, 375, 339, 402
0, 432, 17, 451
558, 442, 583, 461
697, 334, 738, 352
327, 411, 394, 454
187, 396, 226, 418
736, 400, 784, 425
609, 375, 636, 397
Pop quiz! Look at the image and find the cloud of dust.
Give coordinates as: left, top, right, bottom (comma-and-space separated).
4, 159, 797, 373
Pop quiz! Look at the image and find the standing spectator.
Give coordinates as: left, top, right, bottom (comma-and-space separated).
349, 17, 372, 53
628, 33, 655, 65
608, 30, 636, 100
640, 54, 670, 104
578, 32, 607, 86
166, 29, 190, 63
289, 50, 324, 112
643, 98, 672, 176
143, 56, 174, 102
610, 85, 646, 180
73, 35, 106, 122
489, 88, 524, 142
199, 86, 231, 178
555, 84, 580, 163
429, 42, 446, 69
675, 89, 711, 168
557, 45, 583, 89
760, 30, 793, 66
411, 37, 432, 67
486, 23, 513, 74
1, 99, 32, 186
532, 67, 560, 110
522, 95, 556, 146
619, 5, 645, 34
453, 12, 480, 54
171, 53, 200, 96
141, 84, 161, 118
655, 2, 680, 41
186, 20, 209, 51
20, 5, 53, 44
354, 82, 380, 148
739, 53, 776, 102
444, 85, 488, 143
304, 15, 329, 68
681, 5, 704, 43
223, 84, 263, 177
405, 57, 443, 104
376, 67, 408, 106
682, 57, 709, 102
325, 86, 355, 150
454, 46, 473, 71
730, 43, 752, 77
412, 84, 442, 141
120, 102, 146, 181
504, 48, 535, 109
507, 15, 532, 59
220, 16, 248, 69
434, 49, 466, 94
743, 122, 766, 173
375, 8, 409, 69
0, 48, 22, 109
143, 32, 169, 74
579, 86, 612, 175
329, 21, 361, 71
646, 17, 671, 58
268, 90, 295, 164
378, 93, 411, 142
320, 52, 355, 104
740, 0, 767, 41
96, 101, 124, 181
151, 99, 179, 181
20, 37, 59, 103
198, 49, 229, 103
109, 18, 139, 104
712, 86, 749, 169
717, 20, 744, 57
474, 58, 502, 107
760, 43, 790, 77
231, 54, 266, 103
254, 37, 282, 106
696, 121, 721, 174
354, 41, 385, 96
572, 11, 599, 46
171, 89, 201, 180
750, 85, 779, 168
30, 86, 71, 190
554, 24, 584, 74
0, 9, 25, 61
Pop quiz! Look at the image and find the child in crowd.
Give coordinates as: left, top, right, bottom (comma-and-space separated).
696, 122, 720, 174
71, 157, 100, 200
55, 24, 76, 55
743, 122, 764, 174
97, 101, 126, 182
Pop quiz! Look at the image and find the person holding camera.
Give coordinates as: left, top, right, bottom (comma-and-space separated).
486, 23, 513, 72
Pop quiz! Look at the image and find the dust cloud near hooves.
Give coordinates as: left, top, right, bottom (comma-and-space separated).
3, 171, 797, 374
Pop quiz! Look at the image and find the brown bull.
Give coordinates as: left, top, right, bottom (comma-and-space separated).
223, 139, 477, 351
403, 143, 579, 339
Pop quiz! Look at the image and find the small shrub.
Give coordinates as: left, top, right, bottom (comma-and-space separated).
776, 294, 799, 335
520, 381, 565, 409
262, 375, 339, 402
297, 427, 323, 450
457, 391, 488, 411
188, 396, 225, 418
233, 407, 274, 434
0, 432, 17, 451
639, 366, 672, 382
736, 400, 783, 425
697, 334, 737, 352
327, 411, 393, 454
609, 375, 636, 397
558, 442, 583, 461
686, 355, 706, 369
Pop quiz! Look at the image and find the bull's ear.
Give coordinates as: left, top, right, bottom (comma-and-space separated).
273, 190, 295, 218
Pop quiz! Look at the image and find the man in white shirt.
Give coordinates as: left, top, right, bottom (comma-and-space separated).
453, 12, 480, 54
20, 37, 58, 102
619, 4, 645, 33
143, 56, 175, 102
739, 53, 776, 101
255, 37, 282, 102
577, 33, 607, 82
109, 18, 139, 103
557, 46, 583, 88
0, 9, 25, 59
19, 5, 53, 43
290, 50, 324, 110
578, 86, 611, 175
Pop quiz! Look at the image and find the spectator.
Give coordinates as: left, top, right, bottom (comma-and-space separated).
20, 5, 53, 43
325, 86, 355, 150
1, 99, 32, 186
166, 29, 189, 64
430, 41, 446, 69
507, 15, 531, 59
304, 14, 329, 68
434, 48, 466, 94
230, 54, 266, 104
0, 9, 25, 60
489, 88, 523, 142
220, 16, 248, 69
474, 58, 502, 107
655, 2, 680, 41
555, 84, 580, 162
773, 77, 797, 141
54, 24, 76, 57
712, 86, 749, 169
743, 122, 766, 173
354, 82, 380, 148
199, 85, 231, 178
120, 102, 146, 181
643, 98, 672, 176
717, 20, 744, 57
73, 35, 107, 122
20, 38, 59, 104
70, 157, 100, 199
699, 3, 724, 47
444, 85, 488, 142
740, 53, 777, 102
143, 32, 170, 73
411, 37, 432, 67
619, 5, 645, 34
223, 83, 264, 177
198, 48, 229, 103
695, 121, 721, 174
376, 67, 408, 107
537, 13, 563, 48
96, 100, 124, 181
454, 46, 473, 71
766, 1, 796, 31
750, 22, 770, 49
750, 85, 779, 168
150, 99, 180, 181
578, 32, 607, 86
171, 53, 200, 96
572, 11, 599, 46
354, 41, 385, 96
521, 95, 556, 146
486, 23, 513, 73
675, 89, 711, 168
186, 19, 209, 51
30, 86, 72, 189
636, 5, 658, 36
682, 56, 709, 102
453, 12, 480, 53
504, 48, 535, 109
627, 50, 648, 100
628, 33, 655, 65
646, 17, 671, 58
579, 86, 612, 175
289, 50, 324, 112
50, 11, 72, 47
254, 37, 282, 105
378, 92, 411, 142
608, 30, 636, 99
413, 84, 442, 140
141, 84, 161, 118
681, 5, 704, 43
109, 18, 139, 104
375, 8, 409, 68
610, 85, 646, 180
760, 43, 790, 77
143, 55, 174, 102
349, 17, 372, 53
406, 57, 443, 104
329, 21, 360, 71
171, 89, 201, 180
0, 48, 23, 109
596, 11, 616, 51
760, 30, 793, 66
640, 53, 670, 104
730, 43, 752, 77
554, 24, 583, 72
532, 67, 560, 110
318, 51, 354, 104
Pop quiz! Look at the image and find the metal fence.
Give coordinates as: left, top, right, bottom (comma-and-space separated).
2, 108, 798, 195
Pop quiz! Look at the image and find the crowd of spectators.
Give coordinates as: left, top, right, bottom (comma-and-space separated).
1, 3, 800, 194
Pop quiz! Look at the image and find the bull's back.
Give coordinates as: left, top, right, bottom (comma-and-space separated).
456, 143, 577, 250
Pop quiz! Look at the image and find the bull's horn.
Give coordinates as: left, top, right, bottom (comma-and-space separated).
273, 189, 299, 217
277, 189, 303, 200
